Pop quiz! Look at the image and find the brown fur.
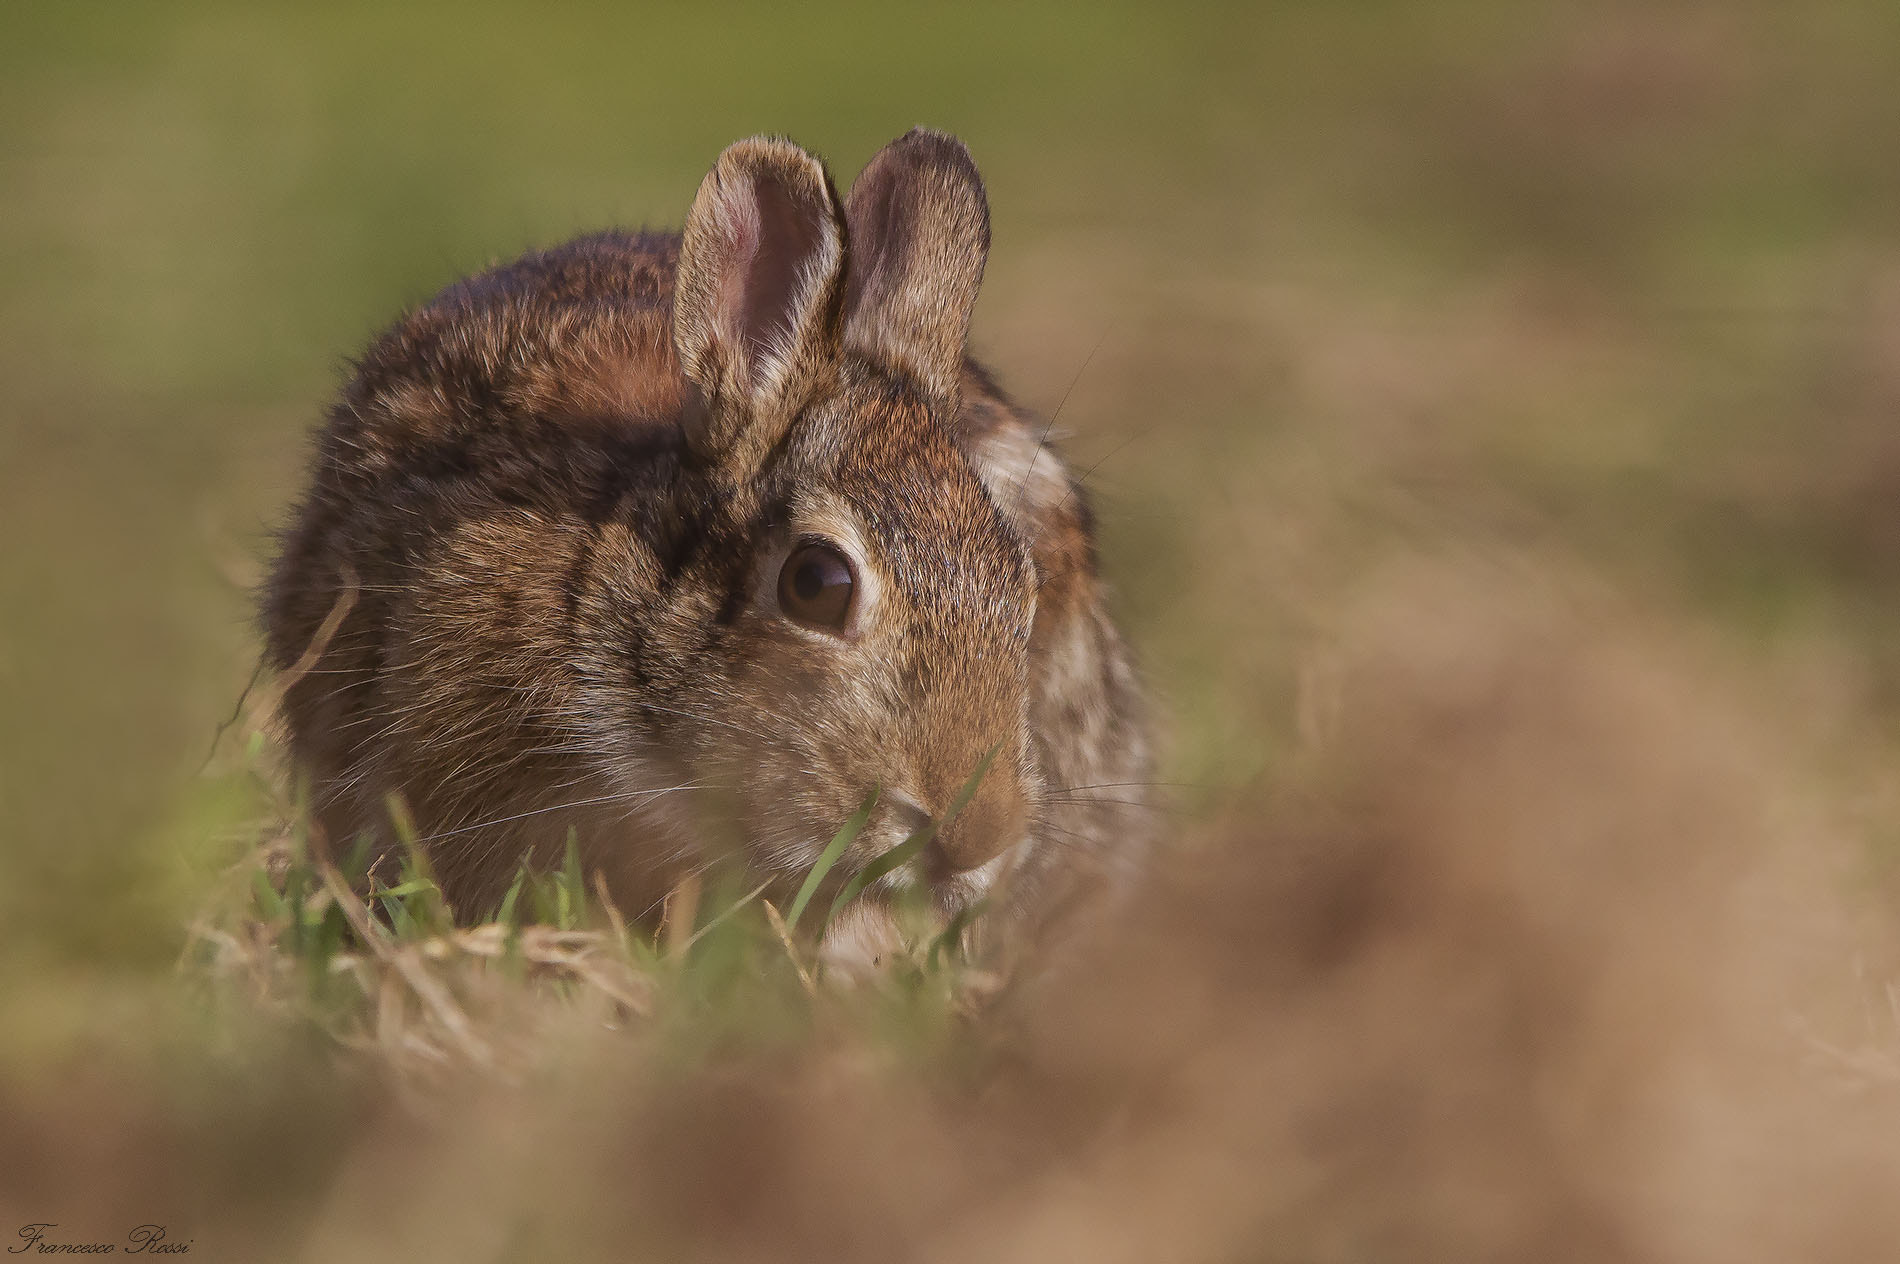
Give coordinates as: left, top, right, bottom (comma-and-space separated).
263, 130, 1152, 933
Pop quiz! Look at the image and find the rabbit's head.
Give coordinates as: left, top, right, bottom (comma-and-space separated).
608, 131, 1040, 905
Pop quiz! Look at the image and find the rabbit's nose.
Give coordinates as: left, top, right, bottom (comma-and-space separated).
926, 777, 1026, 878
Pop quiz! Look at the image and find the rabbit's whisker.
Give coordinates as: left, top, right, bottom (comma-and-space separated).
1009, 322, 1113, 516
415, 784, 705, 844
1043, 794, 1181, 814
1044, 779, 1206, 795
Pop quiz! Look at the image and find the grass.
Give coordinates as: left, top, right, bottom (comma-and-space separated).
182, 733, 1003, 1089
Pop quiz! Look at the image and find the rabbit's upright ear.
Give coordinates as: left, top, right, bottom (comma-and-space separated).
842, 129, 990, 407
673, 137, 847, 467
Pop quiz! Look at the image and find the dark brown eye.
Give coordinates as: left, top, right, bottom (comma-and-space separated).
777, 542, 855, 631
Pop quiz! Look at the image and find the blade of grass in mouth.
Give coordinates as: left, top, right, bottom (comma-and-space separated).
783, 786, 881, 934
821, 743, 1002, 933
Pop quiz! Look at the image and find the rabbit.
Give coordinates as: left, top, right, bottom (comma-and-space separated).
262, 128, 1154, 948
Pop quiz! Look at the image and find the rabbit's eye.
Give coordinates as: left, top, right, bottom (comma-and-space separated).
777, 542, 855, 631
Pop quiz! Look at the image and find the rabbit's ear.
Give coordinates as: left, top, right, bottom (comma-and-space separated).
842, 129, 990, 406
673, 137, 846, 465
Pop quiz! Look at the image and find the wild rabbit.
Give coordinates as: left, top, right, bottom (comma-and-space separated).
263, 129, 1153, 950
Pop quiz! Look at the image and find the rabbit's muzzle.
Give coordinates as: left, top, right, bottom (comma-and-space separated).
925, 773, 1027, 879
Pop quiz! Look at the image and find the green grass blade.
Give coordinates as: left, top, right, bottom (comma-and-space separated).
822, 831, 930, 929
382, 791, 420, 853
927, 897, 989, 971
783, 787, 879, 934
528, 870, 559, 927
340, 834, 374, 884
822, 744, 1003, 931
370, 874, 419, 939
252, 869, 289, 923
373, 878, 437, 900
557, 831, 584, 930
495, 863, 527, 928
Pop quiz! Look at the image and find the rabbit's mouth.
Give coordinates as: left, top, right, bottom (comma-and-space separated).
812, 851, 1008, 981
849, 808, 1018, 913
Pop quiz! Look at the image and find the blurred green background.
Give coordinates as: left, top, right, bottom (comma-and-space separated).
6, 0, 1900, 987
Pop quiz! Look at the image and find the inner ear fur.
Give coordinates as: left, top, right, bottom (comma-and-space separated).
673, 136, 847, 467
842, 128, 991, 406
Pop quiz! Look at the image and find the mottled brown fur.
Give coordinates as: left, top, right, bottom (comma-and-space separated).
264, 130, 1152, 934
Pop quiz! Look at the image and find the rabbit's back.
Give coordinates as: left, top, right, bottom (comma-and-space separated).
321, 231, 689, 480
265, 232, 707, 905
